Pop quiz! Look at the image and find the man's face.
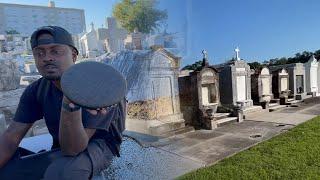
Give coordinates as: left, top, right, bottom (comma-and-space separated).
32, 33, 77, 80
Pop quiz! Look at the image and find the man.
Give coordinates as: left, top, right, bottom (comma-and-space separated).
0, 26, 126, 179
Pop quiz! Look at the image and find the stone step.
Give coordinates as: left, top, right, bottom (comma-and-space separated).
149, 119, 185, 136
286, 100, 302, 105
270, 99, 280, 104
269, 103, 279, 107
269, 105, 287, 112
243, 106, 263, 114
160, 126, 195, 137
215, 117, 238, 127
287, 98, 295, 102
305, 94, 313, 99
213, 113, 231, 120
157, 113, 184, 123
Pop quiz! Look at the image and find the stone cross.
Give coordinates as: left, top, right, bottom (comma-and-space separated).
202, 50, 208, 60
202, 50, 209, 67
235, 47, 240, 61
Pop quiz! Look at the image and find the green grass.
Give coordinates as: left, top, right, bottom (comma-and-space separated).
178, 116, 320, 180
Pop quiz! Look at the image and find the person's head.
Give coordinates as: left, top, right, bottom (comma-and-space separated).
30, 26, 78, 81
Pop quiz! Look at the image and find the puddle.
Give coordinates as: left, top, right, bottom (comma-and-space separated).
249, 134, 262, 139
290, 105, 299, 107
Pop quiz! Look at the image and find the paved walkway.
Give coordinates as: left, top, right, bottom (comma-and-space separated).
117, 99, 319, 179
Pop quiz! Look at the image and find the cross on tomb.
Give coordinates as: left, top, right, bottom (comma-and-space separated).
202, 50, 208, 60
235, 47, 240, 61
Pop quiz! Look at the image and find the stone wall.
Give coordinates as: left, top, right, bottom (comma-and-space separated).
0, 88, 24, 124
0, 60, 21, 91
127, 96, 179, 120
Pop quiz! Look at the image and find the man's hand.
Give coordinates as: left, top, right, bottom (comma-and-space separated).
63, 96, 107, 116
59, 96, 97, 156
85, 108, 107, 116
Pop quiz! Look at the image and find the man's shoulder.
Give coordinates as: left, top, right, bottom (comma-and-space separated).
23, 77, 50, 96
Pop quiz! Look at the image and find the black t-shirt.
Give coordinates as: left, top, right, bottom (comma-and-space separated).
14, 77, 126, 157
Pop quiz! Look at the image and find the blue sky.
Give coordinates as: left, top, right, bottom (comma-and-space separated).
0, 0, 319, 66
182, 0, 320, 65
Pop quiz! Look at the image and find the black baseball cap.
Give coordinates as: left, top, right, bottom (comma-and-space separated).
30, 26, 79, 55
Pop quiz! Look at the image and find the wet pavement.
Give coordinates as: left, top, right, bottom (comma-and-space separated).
149, 121, 295, 165
245, 111, 316, 125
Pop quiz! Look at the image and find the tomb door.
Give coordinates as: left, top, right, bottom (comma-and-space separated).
310, 67, 318, 91
201, 84, 217, 105
236, 76, 246, 101
261, 77, 270, 95
280, 77, 288, 92
296, 75, 304, 93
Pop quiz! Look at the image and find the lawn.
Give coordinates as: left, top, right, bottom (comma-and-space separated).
178, 116, 320, 180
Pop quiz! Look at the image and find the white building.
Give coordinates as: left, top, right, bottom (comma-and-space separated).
304, 55, 319, 96
0, 1, 86, 36
318, 58, 320, 96
104, 17, 127, 53
80, 23, 105, 58
124, 29, 146, 50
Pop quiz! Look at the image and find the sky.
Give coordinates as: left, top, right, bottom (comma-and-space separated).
0, 0, 319, 66
183, 0, 320, 65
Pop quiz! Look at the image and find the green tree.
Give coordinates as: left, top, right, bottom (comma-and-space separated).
182, 60, 203, 70
113, 0, 167, 34
248, 61, 262, 70
314, 50, 320, 60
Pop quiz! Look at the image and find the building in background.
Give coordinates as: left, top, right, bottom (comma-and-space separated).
104, 17, 127, 53
0, 1, 86, 36
80, 23, 106, 58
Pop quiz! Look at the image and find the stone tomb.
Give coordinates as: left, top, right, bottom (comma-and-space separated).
219, 60, 253, 109
318, 58, 320, 96
100, 47, 188, 136
304, 55, 319, 97
286, 63, 307, 100
271, 68, 290, 104
179, 54, 220, 129
251, 67, 272, 109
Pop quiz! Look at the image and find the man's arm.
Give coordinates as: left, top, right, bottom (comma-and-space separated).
0, 121, 33, 168
59, 96, 103, 156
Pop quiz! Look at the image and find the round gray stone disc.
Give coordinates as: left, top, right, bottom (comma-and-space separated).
61, 61, 127, 109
